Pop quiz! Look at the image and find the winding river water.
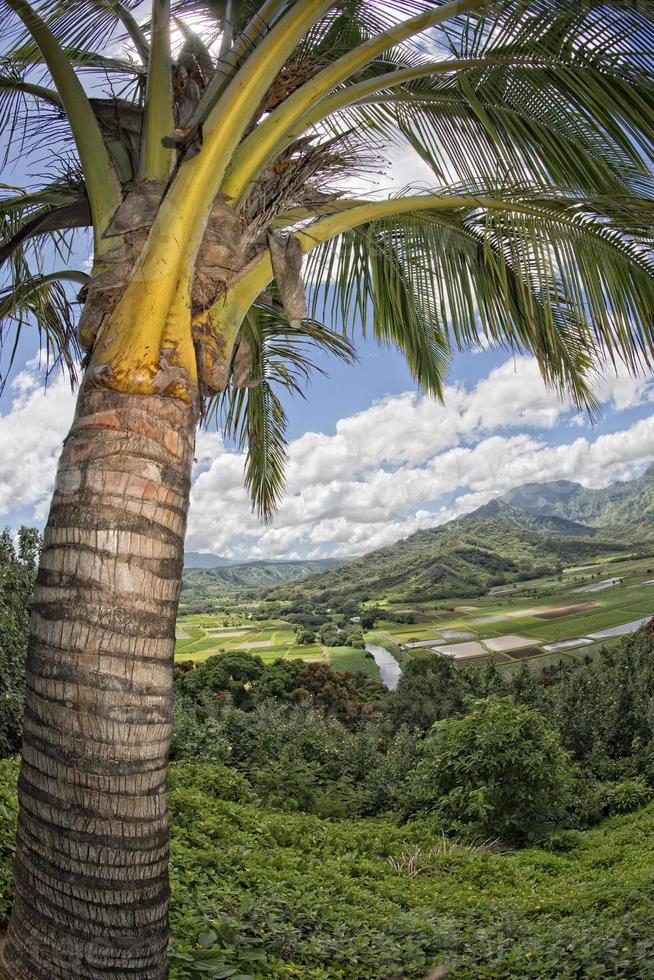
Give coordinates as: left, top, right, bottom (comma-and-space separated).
365, 642, 402, 690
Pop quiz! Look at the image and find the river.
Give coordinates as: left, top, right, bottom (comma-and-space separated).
365, 642, 402, 690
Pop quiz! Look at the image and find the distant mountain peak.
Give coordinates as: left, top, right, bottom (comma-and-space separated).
498, 463, 654, 527
469, 498, 596, 537
183, 552, 236, 569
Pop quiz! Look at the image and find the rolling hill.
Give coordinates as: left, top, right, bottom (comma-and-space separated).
269, 514, 632, 604
180, 558, 343, 609
187, 467, 654, 606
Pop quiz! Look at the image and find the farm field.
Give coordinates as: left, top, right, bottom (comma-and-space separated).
175, 614, 381, 679
373, 550, 654, 672
175, 550, 654, 679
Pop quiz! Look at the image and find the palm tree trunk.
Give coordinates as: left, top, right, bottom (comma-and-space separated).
0, 384, 197, 979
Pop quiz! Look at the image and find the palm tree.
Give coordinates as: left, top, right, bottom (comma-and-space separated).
0, 0, 652, 975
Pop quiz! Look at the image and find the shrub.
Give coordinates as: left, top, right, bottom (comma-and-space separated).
593, 777, 653, 817
170, 699, 232, 765
407, 698, 574, 843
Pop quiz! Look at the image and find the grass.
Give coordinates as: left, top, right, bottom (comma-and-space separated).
381, 559, 654, 672
327, 646, 381, 679
174, 616, 380, 675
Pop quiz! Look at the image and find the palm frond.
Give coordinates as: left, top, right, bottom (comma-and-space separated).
313, 15, 654, 197
0, 178, 89, 271
215, 301, 355, 519
0, 270, 86, 389
303, 185, 654, 412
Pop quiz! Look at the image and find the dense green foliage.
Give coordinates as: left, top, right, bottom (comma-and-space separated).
1, 755, 654, 978
171, 631, 654, 841
0, 528, 40, 757
175, 652, 384, 723
407, 699, 574, 843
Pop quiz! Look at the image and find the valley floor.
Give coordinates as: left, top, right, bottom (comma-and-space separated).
175, 548, 654, 684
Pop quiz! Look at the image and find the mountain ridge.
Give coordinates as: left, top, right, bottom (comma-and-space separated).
180, 557, 344, 609
496, 463, 654, 526
268, 513, 635, 604
267, 465, 654, 603
188, 465, 654, 605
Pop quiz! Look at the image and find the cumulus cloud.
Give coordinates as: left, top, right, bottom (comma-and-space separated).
2, 355, 654, 559
185, 356, 654, 558
0, 366, 76, 520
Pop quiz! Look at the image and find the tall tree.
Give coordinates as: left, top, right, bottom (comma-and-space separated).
0, 0, 653, 975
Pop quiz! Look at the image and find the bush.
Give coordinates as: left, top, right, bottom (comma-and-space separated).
407, 698, 574, 843
593, 777, 653, 817
170, 698, 232, 765
551, 632, 654, 775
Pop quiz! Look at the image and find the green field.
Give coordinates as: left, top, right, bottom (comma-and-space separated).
175, 551, 654, 679
175, 614, 380, 678
373, 551, 654, 671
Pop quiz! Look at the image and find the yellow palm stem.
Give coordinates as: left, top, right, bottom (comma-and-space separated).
139, 0, 174, 181
220, 0, 486, 205
99, 0, 333, 376
215, 192, 586, 334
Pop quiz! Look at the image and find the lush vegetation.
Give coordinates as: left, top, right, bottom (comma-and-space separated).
0, 528, 39, 758
170, 630, 654, 834
1, 753, 654, 979
2, 578, 654, 976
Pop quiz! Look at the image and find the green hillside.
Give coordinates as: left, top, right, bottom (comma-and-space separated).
270, 515, 631, 603
3, 758, 653, 979
180, 558, 342, 609
472, 499, 599, 536
502, 464, 654, 526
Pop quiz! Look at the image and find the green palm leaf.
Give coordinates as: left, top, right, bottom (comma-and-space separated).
216, 302, 355, 519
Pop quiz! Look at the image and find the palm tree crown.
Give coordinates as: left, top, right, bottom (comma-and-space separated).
1, 0, 653, 515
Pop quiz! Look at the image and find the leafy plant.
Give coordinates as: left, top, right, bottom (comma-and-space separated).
407, 698, 575, 842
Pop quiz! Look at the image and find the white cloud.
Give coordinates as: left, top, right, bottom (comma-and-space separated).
2, 355, 654, 559
0, 366, 76, 520
185, 356, 654, 558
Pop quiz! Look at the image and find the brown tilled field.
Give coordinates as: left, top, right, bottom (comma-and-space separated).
534, 602, 599, 619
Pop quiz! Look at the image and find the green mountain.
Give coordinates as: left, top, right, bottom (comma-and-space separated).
501, 464, 654, 526
184, 552, 236, 569
181, 558, 343, 607
270, 515, 628, 604
472, 498, 599, 537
